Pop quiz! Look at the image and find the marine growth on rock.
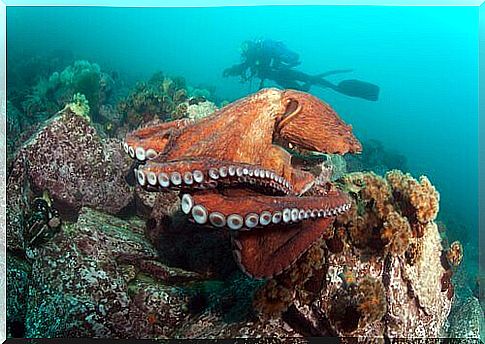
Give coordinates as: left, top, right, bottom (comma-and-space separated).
5, 79, 460, 340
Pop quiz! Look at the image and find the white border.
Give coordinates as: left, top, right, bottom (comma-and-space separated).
1, 0, 6, 341
1, 2, 481, 342
3, 0, 484, 6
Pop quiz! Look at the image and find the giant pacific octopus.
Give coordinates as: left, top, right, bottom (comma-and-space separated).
123, 88, 362, 279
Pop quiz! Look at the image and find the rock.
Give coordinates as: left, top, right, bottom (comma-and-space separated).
7, 109, 134, 251
251, 171, 453, 338
447, 294, 484, 339
133, 186, 171, 219
25, 207, 195, 338
175, 312, 302, 339
6, 143, 458, 339
6, 254, 31, 338
149, 199, 238, 279
7, 101, 22, 164
134, 188, 238, 279
265, 222, 452, 338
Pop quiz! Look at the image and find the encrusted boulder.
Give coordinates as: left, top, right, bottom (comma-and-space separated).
251, 170, 454, 338
7, 109, 134, 251
318, 221, 450, 337
25, 207, 196, 338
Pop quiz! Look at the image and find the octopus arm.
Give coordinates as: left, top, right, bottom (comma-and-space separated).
123, 119, 194, 161
232, 216, 335, 279
135, 158, 295, 194
181, 191, 350, 231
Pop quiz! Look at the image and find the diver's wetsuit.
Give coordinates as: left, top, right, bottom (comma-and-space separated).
223, 39, 300, 81
257, 67, 320, 91
258, 39, 300, 69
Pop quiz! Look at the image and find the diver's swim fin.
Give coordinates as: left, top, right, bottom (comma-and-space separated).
336, 79, 380, 101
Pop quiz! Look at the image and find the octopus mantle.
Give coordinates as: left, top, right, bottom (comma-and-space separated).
124, 88, 362, 279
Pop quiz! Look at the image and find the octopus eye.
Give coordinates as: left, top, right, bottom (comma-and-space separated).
278, 98, 302, 129
284, 99, 299, 117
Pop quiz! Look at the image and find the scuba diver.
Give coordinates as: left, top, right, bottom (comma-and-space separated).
223, 39, 380, 101
223, 39, 301, 82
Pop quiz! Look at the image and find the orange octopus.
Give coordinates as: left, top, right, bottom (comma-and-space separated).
124, 88, 361, 279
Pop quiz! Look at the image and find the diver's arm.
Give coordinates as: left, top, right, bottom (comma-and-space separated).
223, 62, 249, 77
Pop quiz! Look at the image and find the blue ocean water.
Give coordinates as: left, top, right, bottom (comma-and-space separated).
7, 5, 478, 242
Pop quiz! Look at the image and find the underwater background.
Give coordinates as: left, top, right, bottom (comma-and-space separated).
8, 4, 478, 254
5, 4, 480, 339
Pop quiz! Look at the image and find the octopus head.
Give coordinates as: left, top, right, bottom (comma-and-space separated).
274, 89, 362, 155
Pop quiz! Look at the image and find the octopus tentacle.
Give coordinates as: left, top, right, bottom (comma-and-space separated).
123, 119, 194, 161
134, 158, 294, 195
179, 190, 350, 231
231, 216, 335, 279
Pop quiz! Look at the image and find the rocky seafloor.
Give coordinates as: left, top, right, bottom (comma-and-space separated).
5, 105, 483, 340
5, 59, 483, 340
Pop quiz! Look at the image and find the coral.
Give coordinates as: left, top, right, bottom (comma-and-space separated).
356, 277, 387, 324
336, 170, 439, 258
65, 93, 90, 120
187, 85, 212, 100
446, 241, 464, 268
327, 277, 386, 334
327, 287, 361, 334
20, 60, 113, 126
58, 60, 101, 85
337, 172, 390, 252
172, 102, 189, 120
386, 170, 439, 225
56, 60, 107, 119
118, 72, 189, 129
186, 100, 218, 120
381, 210, 412, 256
253, 279, 294, 318
116, 72, 219, 136
305, 170, 453, 337
173, 88, 188, 103
7, 50, 73, 91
